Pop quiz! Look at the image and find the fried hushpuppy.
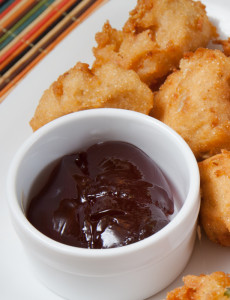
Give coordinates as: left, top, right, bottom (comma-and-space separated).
30, 62, 153, 131
199, 150, 230, 247
166, 272, 230, 300
214, 38, 230, 57
151, 48, 230, 161
93, 0, 217, 88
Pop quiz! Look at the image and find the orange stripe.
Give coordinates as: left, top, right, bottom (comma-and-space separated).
0, 0, 36, 29
1, 0, 94, 79
0, 0, 28, 27
56, 0, 107, 41
0, 0, 108, 102
1, 0, 96, 84
0, 0, 22, 19
0, 0, 63, 56
0, 0, 76, 68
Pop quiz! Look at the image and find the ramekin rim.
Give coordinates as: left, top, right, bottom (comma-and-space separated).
7, 108, 200, 258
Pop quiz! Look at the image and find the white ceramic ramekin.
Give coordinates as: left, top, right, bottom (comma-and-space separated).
7, 108, 200, 300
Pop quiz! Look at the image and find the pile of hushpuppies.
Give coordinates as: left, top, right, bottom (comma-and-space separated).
30, 0, 230, 297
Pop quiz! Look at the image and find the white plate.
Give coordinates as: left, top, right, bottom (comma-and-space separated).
0, 0, 229, 299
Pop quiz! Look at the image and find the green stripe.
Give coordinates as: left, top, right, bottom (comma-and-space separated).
0, 0, 15, 14
0, 0, 54, 48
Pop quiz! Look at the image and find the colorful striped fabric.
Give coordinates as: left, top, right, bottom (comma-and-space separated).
0, 0, 106, 102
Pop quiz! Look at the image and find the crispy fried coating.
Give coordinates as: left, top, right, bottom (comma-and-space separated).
151, 48, 230, 161
199, 150, 230, 246
166, 272, 230, 300
215, 38, 230, 57
93, 0, 217, 88
30, 62, 153, 131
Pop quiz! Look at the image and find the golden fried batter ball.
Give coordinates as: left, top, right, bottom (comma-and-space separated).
30, 62, 153, 131
93, 0, 217, 88
151, 48, 230, 161
214, 38, 230, 57
166, 272, 230, 300
199, 150, 230, 247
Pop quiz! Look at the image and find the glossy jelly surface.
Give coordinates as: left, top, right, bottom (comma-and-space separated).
27, 141, 174, 249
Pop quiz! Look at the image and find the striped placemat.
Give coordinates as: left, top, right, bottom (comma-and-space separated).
0, 0, 106, 102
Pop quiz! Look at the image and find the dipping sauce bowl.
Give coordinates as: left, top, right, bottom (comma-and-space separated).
7, 108, 200, 300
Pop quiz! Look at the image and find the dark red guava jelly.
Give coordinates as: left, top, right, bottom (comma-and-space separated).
27, 141, 174, 249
